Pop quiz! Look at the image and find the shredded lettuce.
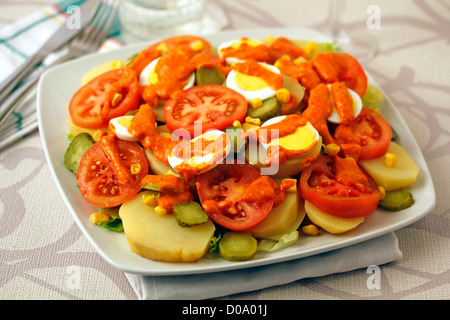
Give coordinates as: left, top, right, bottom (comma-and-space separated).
98, 217, 124, 233
257, 231, 299, 253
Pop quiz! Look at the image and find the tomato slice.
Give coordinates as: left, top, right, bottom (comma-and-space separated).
69, 69, 140, 129
76, 140, 148, 208
196, 164, 275, 231
299, 155, 380, 218
164, 84, 248, 138
352, 107, 392, 160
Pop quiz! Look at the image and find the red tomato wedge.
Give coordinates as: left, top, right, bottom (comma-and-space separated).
76, 140, 148, 208
352, 107, 392, 160
196, 164, 275, 231
164, 84, 248, 138
299, 156, 380, 219
69, 69, 140, 129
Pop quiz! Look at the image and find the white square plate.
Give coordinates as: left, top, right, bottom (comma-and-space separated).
37, 28, 436, 275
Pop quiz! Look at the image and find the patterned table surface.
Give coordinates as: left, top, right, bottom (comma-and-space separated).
1, 0, 449, 300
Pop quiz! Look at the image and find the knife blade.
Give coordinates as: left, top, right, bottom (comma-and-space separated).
0, 0, 100, 104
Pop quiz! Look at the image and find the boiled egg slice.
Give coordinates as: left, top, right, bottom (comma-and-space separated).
109, 116, 139, 142
226, 62, 281, 102
138, 57, 195, 89
168, 129, 231, 176
259, 115, 320, 154
218, 38, 265, 65
327, 84, 363, 124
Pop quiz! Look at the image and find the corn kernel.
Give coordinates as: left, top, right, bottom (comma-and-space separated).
266, 35, 275, 43
274, 59, 284, 69
294, 56, 307, 65
142, 193, 158, 207
90, 212, 110, 225
111, 60, 124, 70
245, 116, 261, 126
232, 120, 242, 127
384, 153, 397, 167
159, 132, 171, 138
111, 93, 122, 107
249, 98, 262, 109
92, 129, 107, 142
302, 224, 319, 236
276, 88, 290, 103
374, 107, 381, 114
190, 40, 204, 51
324, 143, 341, 156
242, 122, 260, 132
155, 206, 167, 216
305, 41, 318, 57
156, 42, 169, 54
378, 186, 386, 200
130, 163, 141, 175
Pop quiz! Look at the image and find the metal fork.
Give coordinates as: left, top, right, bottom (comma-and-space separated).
0, 0, 119, 130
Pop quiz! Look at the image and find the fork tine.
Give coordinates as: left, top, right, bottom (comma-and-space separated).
86, 0, 118, 49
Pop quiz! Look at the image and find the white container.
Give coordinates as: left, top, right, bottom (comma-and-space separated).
119, 0, 206, 43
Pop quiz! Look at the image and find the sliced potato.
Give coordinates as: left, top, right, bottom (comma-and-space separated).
119, 191, 215, 263
359, 142, 419, 191
144, 148, 177, 176
264, 197, 306, 241
81, 60, 124, 86
304, 200, 364, 234
248, 191, 299, 239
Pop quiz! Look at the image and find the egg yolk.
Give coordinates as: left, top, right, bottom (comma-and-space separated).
148, 66, 159, 84
232, 61, 283, 91
117, 117, 132, 128
271, 124, 317, 151
235, 73, 269, 91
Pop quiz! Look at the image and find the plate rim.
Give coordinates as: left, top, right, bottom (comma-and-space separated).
37, 27, 436, 276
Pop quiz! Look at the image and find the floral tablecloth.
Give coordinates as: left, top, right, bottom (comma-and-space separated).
0, 0, 448, 300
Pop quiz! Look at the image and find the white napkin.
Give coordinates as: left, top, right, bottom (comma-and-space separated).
125, 232, 402, 300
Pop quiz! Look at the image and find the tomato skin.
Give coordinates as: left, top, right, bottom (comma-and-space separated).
352, 107, 392, 160
196, 164, 274, 231
164, 84, 248, 138
69, 69, 140, 129
299, 156, 380, 219
76, 140, 148, 208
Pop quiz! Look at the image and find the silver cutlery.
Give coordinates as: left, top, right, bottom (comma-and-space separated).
0, 0, 119, 134
0, 0, 101, 105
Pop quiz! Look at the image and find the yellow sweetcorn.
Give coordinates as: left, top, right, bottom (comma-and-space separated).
131, 163, 141, 175
156, 42, 169, 54
305, 41, 318, 57
142, 193, 158, 207
324, 143, 341, 156
378, 186, 386, 200
245, 116, 261, 126
232, 120, 242, 127
155, 206, 168, 216
276, 88, 290, 103
302, 224, 319, 236
384, 153, 398, 168
190, 40, 204, 51
90, 212, 110, 225
112, 93, 123, 107
249, 98, 262, 109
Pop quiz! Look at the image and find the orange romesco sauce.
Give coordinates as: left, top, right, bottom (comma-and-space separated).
331, 82, 354, 126
239, 175, 286, 207
220, 38, 271, 63
99, 133, 133, 185
128, 104, 177, 165
232, 60, 283, 91
268, 37, 308, 61
141, 174, 193, 213
332, 156, 371, 194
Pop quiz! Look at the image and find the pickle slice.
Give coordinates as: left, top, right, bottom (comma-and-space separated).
64, 133, 94, 174
219, 231, 257, 261
195, 66, 226, 85
173, 201, 209, 227
247, 97, 281, 122
379, 188, 415, 211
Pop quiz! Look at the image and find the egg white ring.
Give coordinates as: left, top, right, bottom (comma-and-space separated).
217, 39, 264, 65
168, 129, 231, 175
139, 57, 195, 90
109, 116, 139, 142
326, 85, 363, 124
259, 115, 320, 151
225, 62, 281, 102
